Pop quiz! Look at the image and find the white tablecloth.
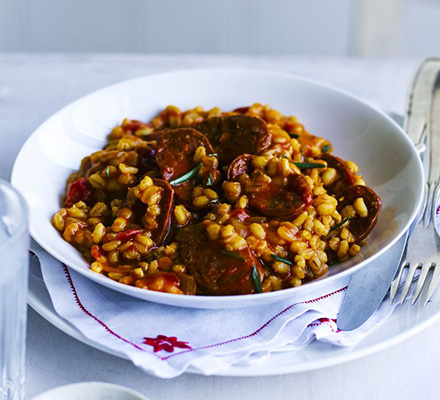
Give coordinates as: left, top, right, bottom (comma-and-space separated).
1, 54, 438, 399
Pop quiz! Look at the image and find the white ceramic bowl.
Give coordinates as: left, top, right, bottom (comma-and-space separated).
12, 69, 424, 308
31, 382, 150, 400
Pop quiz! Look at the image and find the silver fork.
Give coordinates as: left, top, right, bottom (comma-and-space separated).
389, 197, 440, 305
390, 69, 440, 306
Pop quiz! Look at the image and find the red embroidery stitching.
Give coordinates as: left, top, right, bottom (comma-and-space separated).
62, 264, 346, 360
307, 318, 340, 333
143, 335, 191, 353
162, 287, 347, 360
62, 265, 161, 359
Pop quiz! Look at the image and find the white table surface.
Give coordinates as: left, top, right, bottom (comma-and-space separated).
1, 53, 439, 400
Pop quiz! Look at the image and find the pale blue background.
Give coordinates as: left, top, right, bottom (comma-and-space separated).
1, 0, 439, 57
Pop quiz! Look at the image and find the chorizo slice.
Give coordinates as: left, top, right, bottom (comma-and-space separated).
247, 174, 312, 217
226, 155, 312, 217
155, 128, 214, 181
320, 154, 356, 196
227, 154, 253, 180
195, 115, 271, 164
150, 178, 174, 244
177, 223, 264, 296
232, 106, 250, 114
337, 185, 381, 243
248, 174, 312, 217
175, 272, 197, 295
135, 145, 158, 175
155, 128, 214, 204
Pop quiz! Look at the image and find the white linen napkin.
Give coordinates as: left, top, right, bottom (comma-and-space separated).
33, 242, 402, 378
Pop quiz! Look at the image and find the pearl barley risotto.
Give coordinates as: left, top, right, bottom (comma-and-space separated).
53, 104, 381, 296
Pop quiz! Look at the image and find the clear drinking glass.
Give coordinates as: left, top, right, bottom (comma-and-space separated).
0, 179, 29, 400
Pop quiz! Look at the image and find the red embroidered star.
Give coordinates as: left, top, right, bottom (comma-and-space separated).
143, 335, 192, 353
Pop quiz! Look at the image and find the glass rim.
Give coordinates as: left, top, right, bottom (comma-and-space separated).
0, 178, 29, 252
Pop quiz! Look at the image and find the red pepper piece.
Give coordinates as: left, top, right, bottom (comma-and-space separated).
115, 229, 143, 243
228, 207, 252, 222
121, 119, 153, 133
64, 177, 93, 207
91, 244, 104, 260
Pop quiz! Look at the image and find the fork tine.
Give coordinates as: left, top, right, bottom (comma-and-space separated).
390, 262, 408, 304
399, 263, 420, 304
411, 262, 431, 304
424, 264, 440, 305
390, 262, 407, 303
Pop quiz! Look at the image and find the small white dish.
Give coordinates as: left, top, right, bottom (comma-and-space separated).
12, 69, 424, 308
31, 382, 150, 400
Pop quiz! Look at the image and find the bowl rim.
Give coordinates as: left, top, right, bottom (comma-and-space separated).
12, 67, 425, 307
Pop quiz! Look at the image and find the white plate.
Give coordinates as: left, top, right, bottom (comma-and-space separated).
12, 69, 424, 308
28, 253, 440, 376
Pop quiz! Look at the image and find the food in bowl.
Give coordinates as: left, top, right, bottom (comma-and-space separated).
52, 103, 381, 296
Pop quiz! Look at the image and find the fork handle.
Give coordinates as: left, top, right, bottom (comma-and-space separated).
428, 71, 440, 187
423, 182, 435, 227
420, 63, 440, 228
404, 58, 440, 145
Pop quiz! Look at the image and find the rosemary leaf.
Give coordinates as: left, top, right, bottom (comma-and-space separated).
252, 266, 263, 293
289, 133, 300, 139
329, 216, 351, 232
321, 144, 331, 153
169, 163, 202, 186
221, 250, 245, 261
206, 172, 214, 187
271, 254, 294, 266
293, 162, 326, 170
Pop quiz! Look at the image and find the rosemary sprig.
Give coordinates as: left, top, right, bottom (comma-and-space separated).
293, 162, 326, 170
329, 216, 351, 232
221, 250, 245, 261
321, 144, 331, 153
206, 172, 214, 187
252, 266, 263, 293
271, 254, 294, 266
169, 163, 202, 186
